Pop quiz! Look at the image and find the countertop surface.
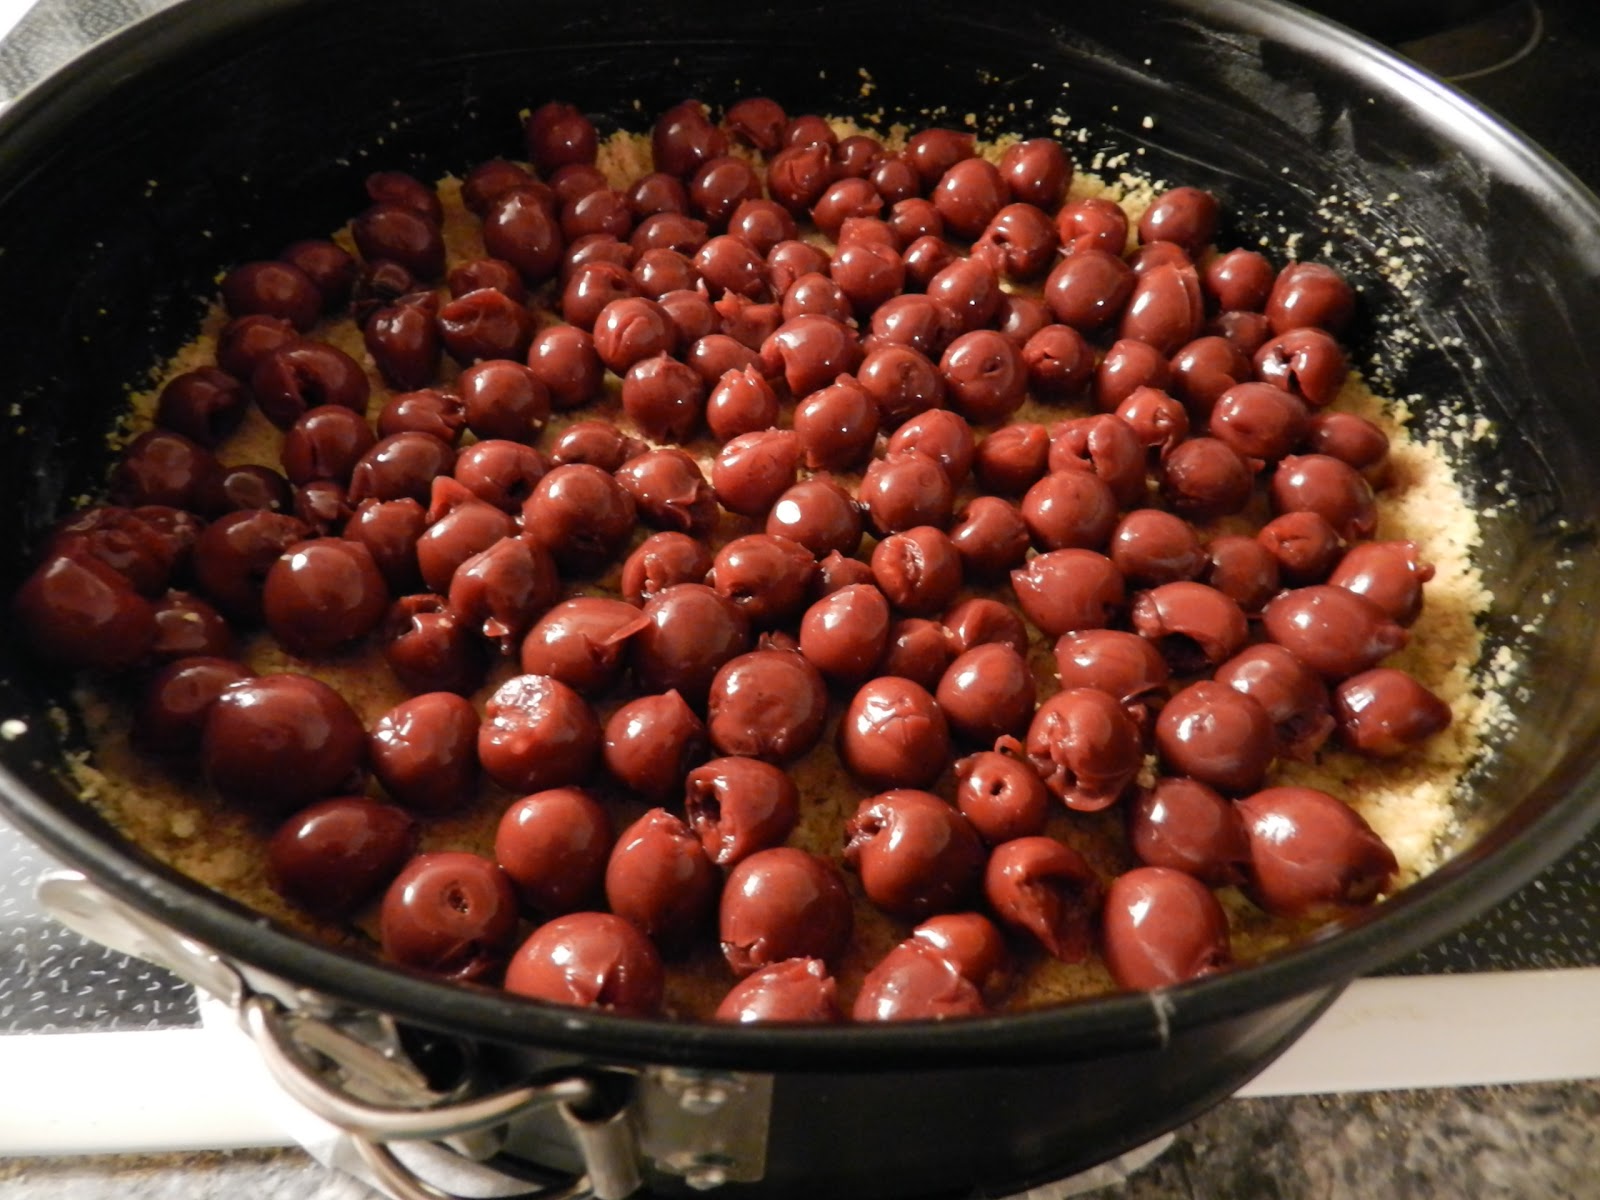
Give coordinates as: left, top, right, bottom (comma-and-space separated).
3, 0, 1600, 1197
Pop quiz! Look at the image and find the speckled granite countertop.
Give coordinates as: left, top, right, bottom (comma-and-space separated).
3, 1, 1600, 1197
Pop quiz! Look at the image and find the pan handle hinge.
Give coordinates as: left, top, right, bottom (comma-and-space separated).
37, 870, 776, 1198
243, 992, 643, 1200
35, 869, 646, 1200
635, 1065, 774, 1190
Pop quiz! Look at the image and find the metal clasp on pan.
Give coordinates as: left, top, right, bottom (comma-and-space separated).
636, 1067, 774, 1191
36, 870, 640, 1199
37, 870, 774, 1199
242, 992, 640, 1200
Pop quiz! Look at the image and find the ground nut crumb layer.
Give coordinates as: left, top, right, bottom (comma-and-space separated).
64, 120, 1507, 1018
